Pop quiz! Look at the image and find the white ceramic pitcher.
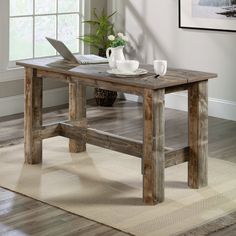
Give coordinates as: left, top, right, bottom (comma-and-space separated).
106, 46, 125, 69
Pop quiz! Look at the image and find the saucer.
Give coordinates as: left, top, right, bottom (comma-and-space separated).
107, 68, 148, 77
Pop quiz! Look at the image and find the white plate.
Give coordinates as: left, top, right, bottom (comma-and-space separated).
107, 68, 148, 77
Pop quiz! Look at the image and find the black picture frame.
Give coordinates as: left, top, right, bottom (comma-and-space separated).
179, 0, 236, 33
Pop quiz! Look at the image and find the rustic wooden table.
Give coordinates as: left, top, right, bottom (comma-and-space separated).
17, 57, 217, 205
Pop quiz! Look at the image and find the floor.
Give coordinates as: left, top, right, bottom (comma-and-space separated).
0, 187, 130, 236
0, 100, 236, 236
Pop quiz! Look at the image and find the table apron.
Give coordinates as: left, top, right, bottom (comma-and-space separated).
36, 69, 196, 95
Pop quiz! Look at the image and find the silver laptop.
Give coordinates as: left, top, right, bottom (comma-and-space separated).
46, 37, 108, 64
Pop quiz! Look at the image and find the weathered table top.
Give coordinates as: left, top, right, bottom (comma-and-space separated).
17, 57, 217, 90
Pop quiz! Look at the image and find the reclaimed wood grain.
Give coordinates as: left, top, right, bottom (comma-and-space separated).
75, 76, 144, 96
143, 89, 165, 205
69, 82, 87, 153
32, 119, 189, 168
16, 57, 217, 90
165, 146, 189, 168
165, 84, 190, 94
87, 128, 143, 158
60, 122, 86, 141
37, 69, 71, 83
33, 123, 61, 140
188, 81, 208, 188
24, 68, 43, 164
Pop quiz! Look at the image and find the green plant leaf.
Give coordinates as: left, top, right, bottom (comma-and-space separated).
107, 11, 117, 19
79, 8, 117, 52
93, 8, 99, 20
82, 20, 100, 25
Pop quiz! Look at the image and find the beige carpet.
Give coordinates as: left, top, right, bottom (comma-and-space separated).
0, 137, 236, 236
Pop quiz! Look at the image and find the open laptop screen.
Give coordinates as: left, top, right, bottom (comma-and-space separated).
46, 37, 78, 63
46, 37, 108, 65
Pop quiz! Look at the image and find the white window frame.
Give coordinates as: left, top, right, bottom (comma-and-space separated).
0, 0, 90, 82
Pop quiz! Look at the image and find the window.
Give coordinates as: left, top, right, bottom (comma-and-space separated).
9, 0, 84, 61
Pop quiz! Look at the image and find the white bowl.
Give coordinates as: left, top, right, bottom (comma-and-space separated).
116, 60, 139, 73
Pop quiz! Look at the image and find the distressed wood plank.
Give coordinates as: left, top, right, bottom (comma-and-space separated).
32, 118, 189, 167
165, 84, 190, 94
16, 57, 217, 90
76, 76, 144, 96
37, 70, 72, 83
188, 81, 208, 188
60, 122, 86, 141
87, 128, 143, 158
33, 123, 61, 140
143, 89, 165, 205
165, 146, 189, 168
24, 68, 33, 164
69, 83, 87, 153
32, 117, 189, 168
61, 124, 142, 158
24, 68, 43, 164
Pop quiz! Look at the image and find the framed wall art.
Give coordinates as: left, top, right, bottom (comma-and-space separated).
179, 0, 236, 32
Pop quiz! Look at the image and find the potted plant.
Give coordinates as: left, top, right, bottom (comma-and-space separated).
79, 9, 118, 107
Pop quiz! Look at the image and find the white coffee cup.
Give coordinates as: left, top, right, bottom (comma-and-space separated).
153, 60, 167, 76
116, 60, 139, 73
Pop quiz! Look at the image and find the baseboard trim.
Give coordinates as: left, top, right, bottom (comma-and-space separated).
0, 87, 69, 117
124, 93, 236, 121
1, 90, 235, 121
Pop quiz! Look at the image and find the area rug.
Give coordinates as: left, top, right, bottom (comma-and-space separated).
0, 137, 236, 236
177, 210, 236, 236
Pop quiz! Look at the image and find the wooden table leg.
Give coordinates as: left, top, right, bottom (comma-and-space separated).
188, 81, 208, 188
69, 82, 86, 153
24, 68, 43, 164
143, 89, 165, 205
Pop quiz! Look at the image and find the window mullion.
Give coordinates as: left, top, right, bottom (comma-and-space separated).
33, 0, 35, 58
10, 12, 80, 18
79, 0, 85, 54
56, 0, 58, 40
8, 0, 84, 64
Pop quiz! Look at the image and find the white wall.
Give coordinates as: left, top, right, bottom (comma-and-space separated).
108, 0, 236, 121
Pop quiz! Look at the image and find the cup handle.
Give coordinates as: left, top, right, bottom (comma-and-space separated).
106, 47, 112, 59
